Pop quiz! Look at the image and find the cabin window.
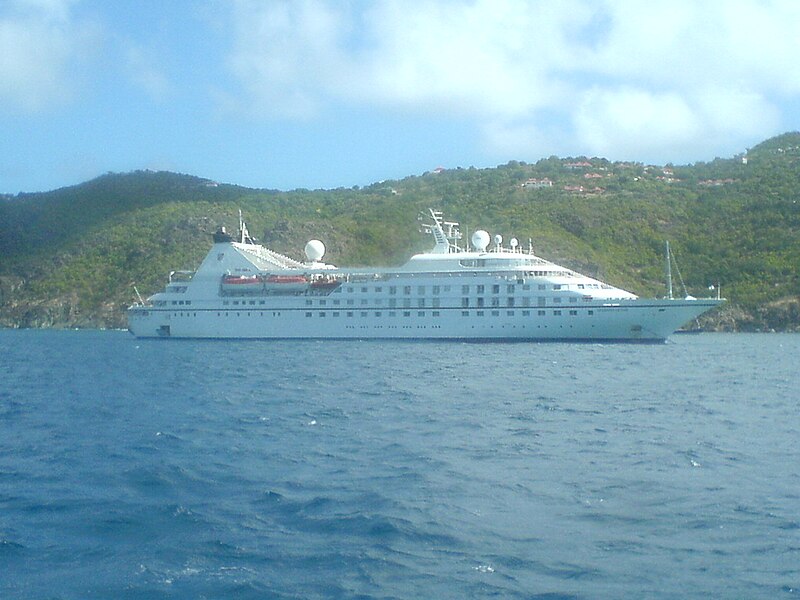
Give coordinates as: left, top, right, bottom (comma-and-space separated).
507, 285, 515, 294
403, 299, 411, 308
462, 311, 469, 316
333, 312, 340, 317
553, 284, 562, 290
403, 311, 411, 317
404, 286, 411, 295
554, 297, 561, 304
432, 298, 440, 308
444, 285, 451, 292
417, 299, 425, 308
477, 310, 484, 316
375, 312, 382, 317
492, 284, 500, 294
538, 297, 546, 306
491, 298, 500, 307
538, 310, 546, 316
361, 311, 368, 317
492, 310, 500, 316
432, 286, 440, 295
306, 300, 313, 306
347, 312, 353, 317
305, 312, 312, 317
417, 311, 425, 317
538, 284, 546, 290
507, 298, 515, 307
389, 286, 397, 295
361, 287, 368, 293
477, 285, 485, 294
477, 297, 485, 307
462, 298, 469, 307
417, 286, 425, 295
319, 312, 326, 317
319, 300, 326, 306
389, 299, 397, 308
569, 310, 578, 316
375, 287, 382, 292
588, 310, 594, 315
522, 310, 530, 316
432, 311, 440, 317
462, 285, 470, 294
553, 310, 562, 316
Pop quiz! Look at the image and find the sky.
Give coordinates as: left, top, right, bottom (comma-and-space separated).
2, 0, 800, 194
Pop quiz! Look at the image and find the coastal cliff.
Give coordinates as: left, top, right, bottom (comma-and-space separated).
2, 133, 799, 332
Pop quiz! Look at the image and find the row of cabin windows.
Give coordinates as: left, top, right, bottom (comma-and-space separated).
305, 311, 439, 318
171, 309, 594, 319
340, 283, 601, 295
305, 296, 593, 308
300, 309, 593, 318
223, 299, 269, 306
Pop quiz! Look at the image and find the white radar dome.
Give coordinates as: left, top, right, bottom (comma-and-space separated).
471, 230, 490, 251
494, 234, 503, 247
510, 237, 518, 248
304, 239, 326, 262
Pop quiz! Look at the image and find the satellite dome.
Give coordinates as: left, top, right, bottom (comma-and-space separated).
471, 230, 490, 251
305, 239, 325, 262
510, 237, 518, 249
493, 234, 503, 247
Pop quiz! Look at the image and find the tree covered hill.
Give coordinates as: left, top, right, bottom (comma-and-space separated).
1, 133, 799, 331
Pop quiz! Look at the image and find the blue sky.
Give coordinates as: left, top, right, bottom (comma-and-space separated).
2, 0, 800, 194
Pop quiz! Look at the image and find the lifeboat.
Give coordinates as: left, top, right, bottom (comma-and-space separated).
264, 274, 309, 293
221, 274, 263, 292
310, 276, 342, 292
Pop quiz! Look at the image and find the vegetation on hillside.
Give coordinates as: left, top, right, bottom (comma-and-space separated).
1, 133, 799, 330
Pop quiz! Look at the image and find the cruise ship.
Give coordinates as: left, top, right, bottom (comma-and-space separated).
127, 209, 722, 342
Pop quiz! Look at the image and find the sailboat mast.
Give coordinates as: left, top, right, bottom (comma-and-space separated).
666, 241, 673, 300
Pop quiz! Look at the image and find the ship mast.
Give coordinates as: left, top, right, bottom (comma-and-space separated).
666, 241, 673, 300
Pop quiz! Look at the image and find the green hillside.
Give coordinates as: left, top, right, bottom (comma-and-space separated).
2, 133, 799, 331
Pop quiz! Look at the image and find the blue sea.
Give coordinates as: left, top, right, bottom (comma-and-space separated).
1, 330, 798, 599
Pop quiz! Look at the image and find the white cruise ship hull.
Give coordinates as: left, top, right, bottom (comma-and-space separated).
128, 298, 721, 342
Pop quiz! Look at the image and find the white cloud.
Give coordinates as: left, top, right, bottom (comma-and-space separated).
223, 0, 800, 161
124, 43, 172, 101
0, 0, 98, 113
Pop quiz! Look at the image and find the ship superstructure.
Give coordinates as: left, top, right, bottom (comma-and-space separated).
128, 209, 722, 341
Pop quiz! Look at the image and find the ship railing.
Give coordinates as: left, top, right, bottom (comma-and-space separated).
239, 245, 305, 269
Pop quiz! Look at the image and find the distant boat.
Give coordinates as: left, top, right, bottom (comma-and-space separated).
128, 209, 724, 342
